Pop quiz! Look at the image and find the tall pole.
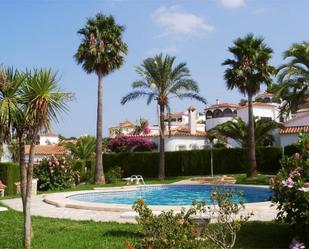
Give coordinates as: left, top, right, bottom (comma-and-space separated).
210, 141, 214, 178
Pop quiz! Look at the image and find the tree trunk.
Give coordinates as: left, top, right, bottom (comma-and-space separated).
18, 134, 26, 208
24, 139, 36, 249
247, 93, 257, 177
158, 104, 165, 180
95, 71, 105, 184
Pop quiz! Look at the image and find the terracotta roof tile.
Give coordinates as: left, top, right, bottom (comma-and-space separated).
280, 126, 309, 134
24, 145, 67, 155
129, 128, 207, 137
206, 103, 239, 110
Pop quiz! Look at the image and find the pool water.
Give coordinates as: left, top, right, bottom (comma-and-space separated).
68, 185, 272, 206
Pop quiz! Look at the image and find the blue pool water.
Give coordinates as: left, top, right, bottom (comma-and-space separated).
68, 185, 272, 206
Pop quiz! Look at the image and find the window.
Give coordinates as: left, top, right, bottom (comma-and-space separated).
206, 110, 213, 119
213, 109, 223, 118
191, 144, 199, 150
223, 108, 233, 117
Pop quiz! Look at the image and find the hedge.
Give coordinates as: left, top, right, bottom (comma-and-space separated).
0, 162, 20, 195
101, 147, 282, 178
73, 147, 284, 181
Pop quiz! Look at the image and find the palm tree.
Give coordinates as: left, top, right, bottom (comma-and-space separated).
132, 118, 149, 135
75, 13, 128, 184
209, 118, 283, 147
64, 135, 96, 160
222, 34, 275, 177
0, 67, 71, 249
121, 54, 206, 179
275, 42, 309, 113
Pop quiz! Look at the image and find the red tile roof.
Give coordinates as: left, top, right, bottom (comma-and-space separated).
280, 126, 309, 134
130, 127, 207, 137
206, 103, 239, 110
24, 145, 67, 155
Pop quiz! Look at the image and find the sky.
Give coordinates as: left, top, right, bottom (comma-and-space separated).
1, 0, 309, 137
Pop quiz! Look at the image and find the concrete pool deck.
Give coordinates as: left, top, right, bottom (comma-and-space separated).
0, 184, 278, 223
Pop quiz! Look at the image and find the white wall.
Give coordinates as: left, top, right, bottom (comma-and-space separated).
206, 117, 233, 130
237, 105, 280, 123
147, 136, 207, 151
40, 136, 59, 145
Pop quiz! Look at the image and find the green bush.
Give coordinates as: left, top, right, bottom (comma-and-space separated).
0, 162, 20, 195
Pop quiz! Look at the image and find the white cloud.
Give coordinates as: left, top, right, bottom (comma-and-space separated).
152, 6, 213, 37
221, 0, 245, 8
146, 46, 177, 56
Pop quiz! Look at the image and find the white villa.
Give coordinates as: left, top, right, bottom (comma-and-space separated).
280, 103, 309, 146
25, 132, 67, 162
109, 92, 309, 150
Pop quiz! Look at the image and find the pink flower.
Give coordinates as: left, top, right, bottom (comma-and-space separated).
295, 153, 301, 160
282, 177, 294, 188
289, 239, 305, 249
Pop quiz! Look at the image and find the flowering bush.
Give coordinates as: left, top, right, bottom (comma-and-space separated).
34, 155, 80, 190
105, 166, 124, 183
271, 133, 309, 245
108, 136, 157, 153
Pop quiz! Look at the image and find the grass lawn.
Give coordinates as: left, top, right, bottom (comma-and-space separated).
0, 208, 291, 249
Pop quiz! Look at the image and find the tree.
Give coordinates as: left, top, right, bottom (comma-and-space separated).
64, 135, 96, 160
75, 13, 128, 184
222, 34, 275, 177
0, 67, 71, 249
275, 42, 309, 114
209, 118, 283, 147
121, 54, 206, 179
132, 118, 149, 135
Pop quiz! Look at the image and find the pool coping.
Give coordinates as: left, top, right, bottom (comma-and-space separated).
43, 184, 274, 212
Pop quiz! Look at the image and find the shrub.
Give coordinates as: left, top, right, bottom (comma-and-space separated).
131, 190, 252, 249
34, 155, 80, 190
0, 162, 19, 195
105, 166, 124, 183
108, 136, 157, 153
271, 133, 309, 245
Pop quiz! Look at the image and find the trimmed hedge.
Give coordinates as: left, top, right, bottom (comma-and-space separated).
101, 147, 283, 178
0, 162, 20, 195
73, 147, 285, 181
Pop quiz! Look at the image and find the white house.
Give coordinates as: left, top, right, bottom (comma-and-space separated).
237, 102, 281, 123
205, 100, 239, 130
25, 132, 67, 163
39, 132, 60, 145
109, 120, 136, 138
280, 105, 309, 146
126, 106, 208, 151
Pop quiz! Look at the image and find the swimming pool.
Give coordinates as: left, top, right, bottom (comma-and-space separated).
68, 185, 272, 206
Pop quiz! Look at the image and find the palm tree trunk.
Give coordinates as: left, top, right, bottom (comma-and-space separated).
247, 93, 257, 177
158, 104, 165, 180
18, 134, 26, 208
24, 139, 36, 249
95, 71, 105, 184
